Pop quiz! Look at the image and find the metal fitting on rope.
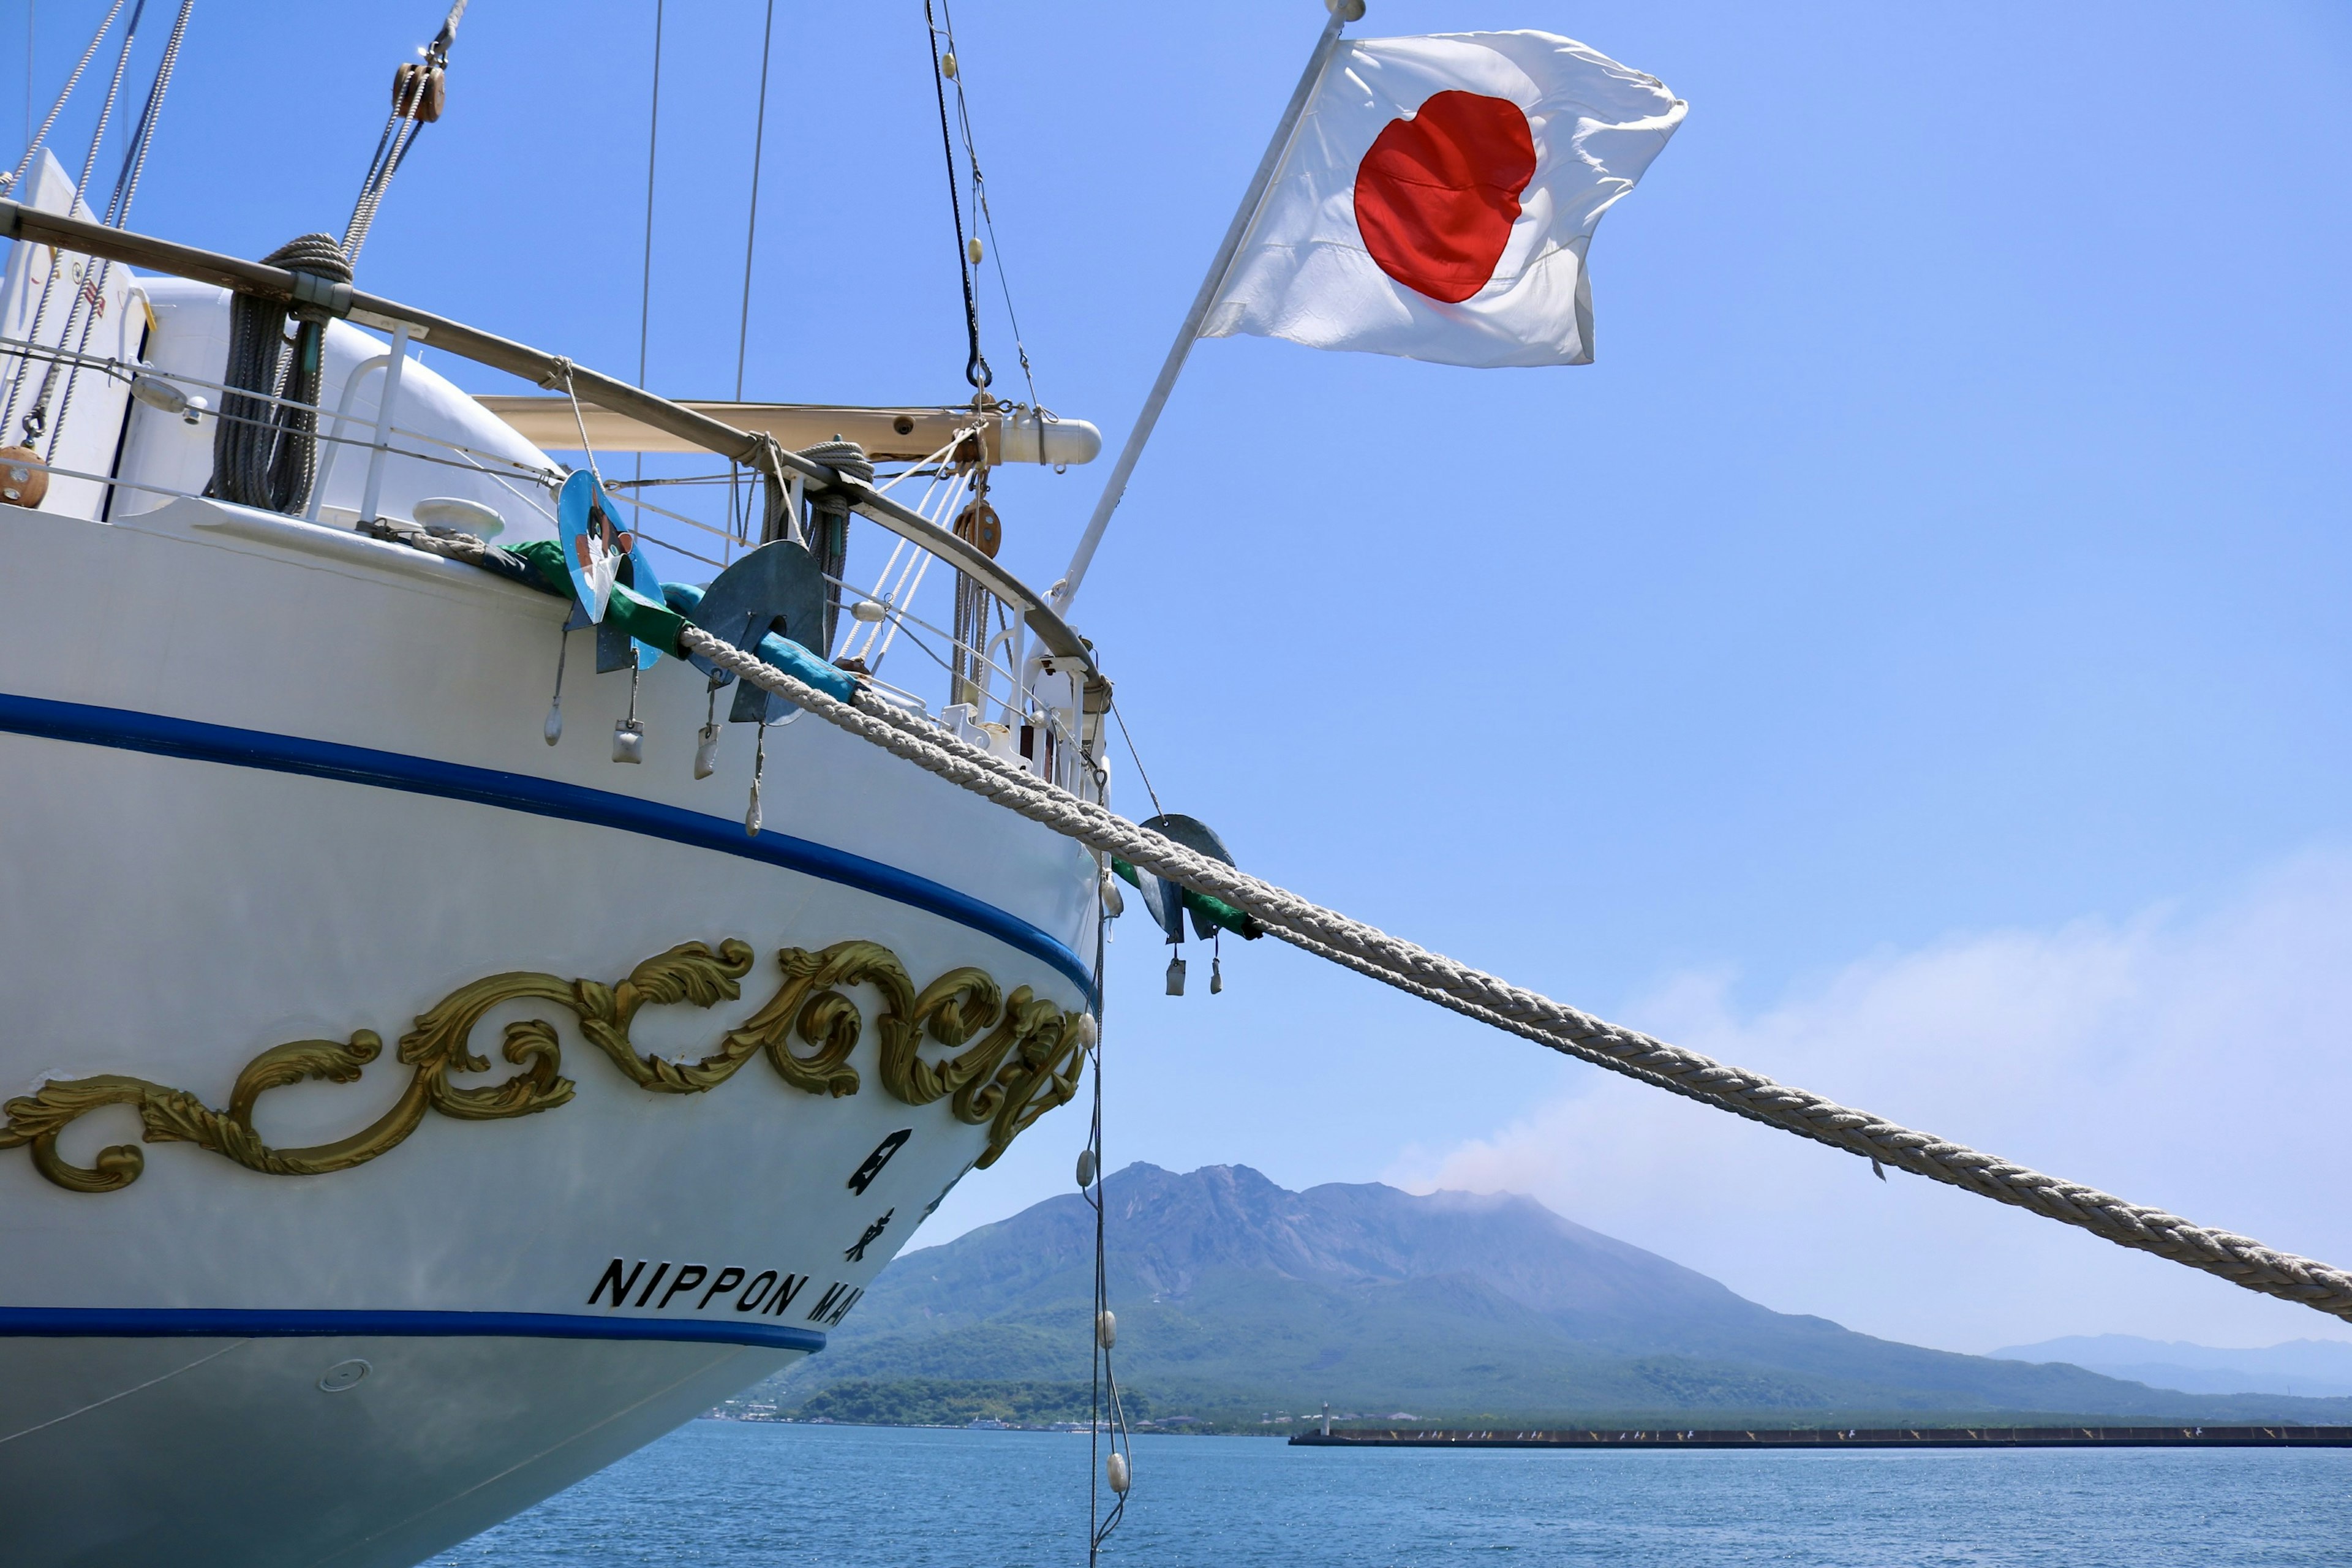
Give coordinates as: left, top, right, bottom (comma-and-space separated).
393, 0, 463, 121
287, 270, 354, 319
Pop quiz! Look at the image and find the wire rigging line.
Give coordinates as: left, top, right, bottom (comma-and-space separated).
635, 0, 663, 398
1, 0, 144, 445
1084, 924, 1129, 1564
922, 0, 987, 390
1110, 701, 1165, 820
630, 0, 664, 540
734, 0, 774, 405
66, 0, 143, 230
43, 0, 190, 453
726, 0, 776, 551
5, 0, 123, 194
96, 0, 187, 228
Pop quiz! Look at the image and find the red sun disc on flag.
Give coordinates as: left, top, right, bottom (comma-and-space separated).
1352, 91, 1538, 304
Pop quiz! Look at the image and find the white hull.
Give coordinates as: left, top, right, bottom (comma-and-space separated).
9, 1336, 793, 1568
0, 489, 1101, 1564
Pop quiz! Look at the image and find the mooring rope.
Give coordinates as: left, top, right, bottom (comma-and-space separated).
668, 620, 2352, 1325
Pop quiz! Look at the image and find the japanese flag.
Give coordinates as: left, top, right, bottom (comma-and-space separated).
1202, 32, 1685, 368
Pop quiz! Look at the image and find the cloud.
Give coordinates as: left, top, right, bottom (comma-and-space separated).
1386, 848, 2352, 1355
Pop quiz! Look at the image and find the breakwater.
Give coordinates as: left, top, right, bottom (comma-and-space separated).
1292, 1424, 2352, 1450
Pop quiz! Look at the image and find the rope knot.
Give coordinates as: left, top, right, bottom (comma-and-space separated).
800, 439, 872, 519
263, 233, 356, 282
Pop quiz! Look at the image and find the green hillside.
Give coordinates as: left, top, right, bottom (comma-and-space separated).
745, 1164, 2352, 1430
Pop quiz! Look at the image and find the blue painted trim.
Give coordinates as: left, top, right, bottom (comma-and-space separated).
0, 1306, 826, 1352
0, 692, 1096, 1002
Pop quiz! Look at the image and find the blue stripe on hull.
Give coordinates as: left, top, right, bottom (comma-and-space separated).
0, 1306, 826, 1352
0, 692, 1095, 1001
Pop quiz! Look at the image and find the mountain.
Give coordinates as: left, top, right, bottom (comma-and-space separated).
758, 1164, 2352, 1428
1990, 1335, 2352, 1400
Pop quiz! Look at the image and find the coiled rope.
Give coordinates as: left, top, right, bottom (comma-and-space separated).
799, 439, 872, 650
668, 620, 2352, 1326
207, 233, 352, 514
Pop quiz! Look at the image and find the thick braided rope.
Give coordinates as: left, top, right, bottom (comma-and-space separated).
1264, 924, 1810, 1141
677, 625, 2352, 1323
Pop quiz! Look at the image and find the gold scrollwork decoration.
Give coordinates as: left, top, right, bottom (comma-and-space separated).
0, 937, 1090, 1193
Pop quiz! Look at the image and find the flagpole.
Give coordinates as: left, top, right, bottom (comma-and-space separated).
1050, 0, 1362, 616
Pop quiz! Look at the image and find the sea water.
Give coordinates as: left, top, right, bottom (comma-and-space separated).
425, 1419, 2352, 1566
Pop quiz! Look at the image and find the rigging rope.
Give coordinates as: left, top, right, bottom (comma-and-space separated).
665, 619, 2352, 1327
44, 0, 192, 458
92, 0, 183, 228
341, 0, 466, 265
633, 0, 662, 540
2, 0, 144, 445
1082, 913, 1130, 1562
734, 0, 774, 406
1109, 699, 1166, 821
933, 0, 1042, 411
206, 233, 351, 514
726, 0, 774, 552
2, 0, 123, 194
922, 0, 987, 390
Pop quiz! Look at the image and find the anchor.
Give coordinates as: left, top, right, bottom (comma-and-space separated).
680, 538, 829, 725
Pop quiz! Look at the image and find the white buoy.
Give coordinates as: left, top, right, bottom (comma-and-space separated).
1096, 1310, 1116, 1350
1164, 954, 1185, 996
693, 722, 721, 780
1106, 1452, 1130, 1495
611, 720, 644, 764
1076, 1148, 1097, 1189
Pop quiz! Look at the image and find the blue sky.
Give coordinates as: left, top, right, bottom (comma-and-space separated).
20, 1, 2351, 1352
